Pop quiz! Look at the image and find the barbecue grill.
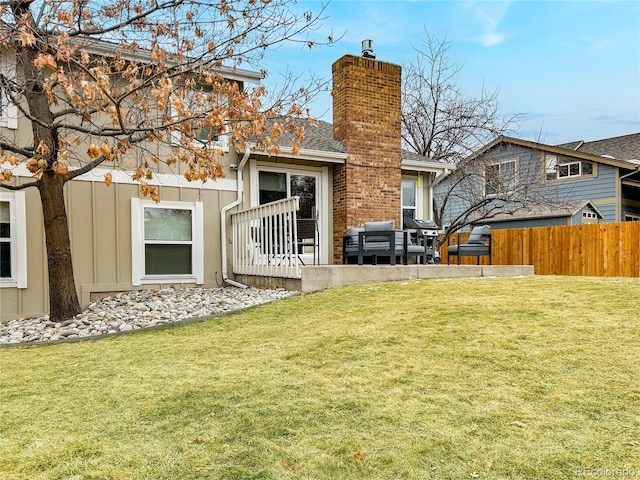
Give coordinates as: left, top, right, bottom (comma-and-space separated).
404, 218, 441, 264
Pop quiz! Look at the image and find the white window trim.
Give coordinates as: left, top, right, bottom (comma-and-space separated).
0, 191, 27, 288
625, 213, 640, 221
545, 153, 595, 181
484, 158, 518, 197
0, 52, 18, 129
131, 198, 203, 286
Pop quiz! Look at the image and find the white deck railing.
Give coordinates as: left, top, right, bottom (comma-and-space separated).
231, 197, 301, 279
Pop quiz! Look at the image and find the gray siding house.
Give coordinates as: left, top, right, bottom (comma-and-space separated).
435, 133, 640, 231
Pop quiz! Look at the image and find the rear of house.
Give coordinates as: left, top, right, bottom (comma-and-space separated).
1, 46, 449, 322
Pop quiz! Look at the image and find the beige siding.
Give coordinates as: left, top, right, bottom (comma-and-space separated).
1, 174, 236, 322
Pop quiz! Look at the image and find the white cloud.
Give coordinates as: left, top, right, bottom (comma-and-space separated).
463, 0, 512, 47
476, 31, 507, 48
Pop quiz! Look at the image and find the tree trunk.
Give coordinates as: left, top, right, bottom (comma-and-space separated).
38, 173, 82, 321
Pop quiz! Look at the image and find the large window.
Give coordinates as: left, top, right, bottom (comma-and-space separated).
252, 162, 329, 264
131, 199, 203, 286
485, 159, 517, 196
258, 170, 317, 219
546, 154, 594, 180
0, 192, 26, 288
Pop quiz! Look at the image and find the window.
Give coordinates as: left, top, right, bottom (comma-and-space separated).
546, 154, 594, 180
258, 170, 318, 219
581, 211, 598, 224
171, 88, 229, 151
485, 159, 517, 196
402, 179, 417, 229
0, 54, 18, 129
252, 162, 329, 265
625, 213, 640, 221
0, 191, 26, 288
131, 199, 203, 286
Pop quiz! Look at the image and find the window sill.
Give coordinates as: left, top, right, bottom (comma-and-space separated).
138, 275, 199, 285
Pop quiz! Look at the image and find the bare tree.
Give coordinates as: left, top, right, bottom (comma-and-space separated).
402, 34, 520, 164
400, 34, 561, 243
0, 0, 332, 321
432, 143, 559, 244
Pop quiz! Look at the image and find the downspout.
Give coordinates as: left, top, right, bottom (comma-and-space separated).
220, 148, 251, 288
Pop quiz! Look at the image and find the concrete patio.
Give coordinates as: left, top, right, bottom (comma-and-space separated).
237, 264, 535, 293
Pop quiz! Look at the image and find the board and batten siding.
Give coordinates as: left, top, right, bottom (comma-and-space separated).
1, 172, 237, 323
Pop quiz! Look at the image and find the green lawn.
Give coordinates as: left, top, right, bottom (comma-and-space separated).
1, 276, 638, 479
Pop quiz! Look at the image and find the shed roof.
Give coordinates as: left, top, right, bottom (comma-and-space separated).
478, 200, 604, 223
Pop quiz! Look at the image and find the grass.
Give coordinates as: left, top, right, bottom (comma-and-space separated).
1, 275, 638, 479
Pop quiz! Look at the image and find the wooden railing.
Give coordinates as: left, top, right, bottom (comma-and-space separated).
231, 197, 301, 279
442, 222, 640, 277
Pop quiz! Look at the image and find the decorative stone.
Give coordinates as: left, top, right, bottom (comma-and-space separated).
0, 287, 296, 346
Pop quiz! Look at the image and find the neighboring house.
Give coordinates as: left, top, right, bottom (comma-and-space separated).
436, 134, 640, 231
0, 45, 449, 321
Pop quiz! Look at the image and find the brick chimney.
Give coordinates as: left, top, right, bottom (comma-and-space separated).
332, 49, 403, 263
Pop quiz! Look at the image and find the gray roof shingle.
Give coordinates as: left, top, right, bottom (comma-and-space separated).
556, 133, 640, 161
264, 118, 345, 153
263, 118, 435, 163
479, 200, 603, 223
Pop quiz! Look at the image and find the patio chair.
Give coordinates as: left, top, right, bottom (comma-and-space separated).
447, 225, 492, 265
342, 220, 408, 265
296, 218, 319, 265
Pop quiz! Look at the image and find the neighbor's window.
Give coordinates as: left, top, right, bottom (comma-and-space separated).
0, 192, 27, 288
485, 158, 517, 196
546, 154, 594, 180
131, 199, 203, 286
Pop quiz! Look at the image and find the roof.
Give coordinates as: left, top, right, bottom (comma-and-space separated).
556, 133, 640, 161
468, 135, 640, 171
478, 200, 604, 224
78, 37, 263, 83
256, 118, 451, 174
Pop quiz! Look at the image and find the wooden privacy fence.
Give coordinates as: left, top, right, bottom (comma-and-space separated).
442, 222, 640, 277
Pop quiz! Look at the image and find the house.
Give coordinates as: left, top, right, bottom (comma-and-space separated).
435, 134, 640, 231
0, 45, 449, 322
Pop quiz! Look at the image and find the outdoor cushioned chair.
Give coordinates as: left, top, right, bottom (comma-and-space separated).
342, 220, 409, 265
447, 225, 492, 265
342, 220, 430, 265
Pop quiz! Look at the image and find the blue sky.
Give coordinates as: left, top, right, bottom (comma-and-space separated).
260, 0, 640, 145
